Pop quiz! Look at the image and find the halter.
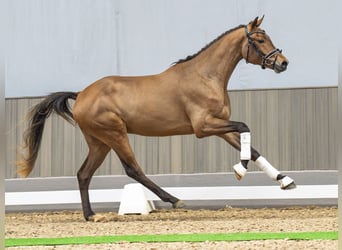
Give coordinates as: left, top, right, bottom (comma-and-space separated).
244, 26, 282, 70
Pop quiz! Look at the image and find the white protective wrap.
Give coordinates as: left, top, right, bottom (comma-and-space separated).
240, 132, 251, 160
255, 156, 280, 180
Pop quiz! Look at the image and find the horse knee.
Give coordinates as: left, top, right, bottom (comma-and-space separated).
237, 122, 250, 133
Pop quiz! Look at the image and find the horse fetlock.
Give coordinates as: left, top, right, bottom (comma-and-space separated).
88, 214, 106, 222
84, 211, 96, 221
278, 175, 296, 190
233, 162, 247, 180
172, 200, 186, 209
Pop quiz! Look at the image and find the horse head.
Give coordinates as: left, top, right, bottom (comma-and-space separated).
242, 16, 289, 73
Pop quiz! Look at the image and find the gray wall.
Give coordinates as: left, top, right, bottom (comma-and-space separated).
5, 87, 337, 178
5, 0, 339, 98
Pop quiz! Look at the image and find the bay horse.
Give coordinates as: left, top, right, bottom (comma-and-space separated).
17, 16, 296, 221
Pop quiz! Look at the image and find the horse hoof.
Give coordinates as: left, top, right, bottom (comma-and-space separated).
281, 182, 297, 190
173, 200, 186, 209
88, 214, 106, 222
233, 162, 247, 180
279, 176, 297, 190
234, 171, 242, 180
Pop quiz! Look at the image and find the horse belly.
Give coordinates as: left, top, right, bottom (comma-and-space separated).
125, 115, 194, 136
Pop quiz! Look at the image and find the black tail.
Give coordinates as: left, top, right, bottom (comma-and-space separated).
17, 92, 78, 177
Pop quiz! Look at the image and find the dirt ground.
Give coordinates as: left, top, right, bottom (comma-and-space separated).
5, 206, 338, 249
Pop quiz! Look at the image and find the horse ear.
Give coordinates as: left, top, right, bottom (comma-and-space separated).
249, 15, 264, 31
256, 15, 264, 27
251, 16, 259, 29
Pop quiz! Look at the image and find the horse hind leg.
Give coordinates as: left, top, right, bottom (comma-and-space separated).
99, 123, 184, 209
77, 135, 110, 221
118, 139, 184, 208
219, 132, 296, 190
119, 158, 184, 208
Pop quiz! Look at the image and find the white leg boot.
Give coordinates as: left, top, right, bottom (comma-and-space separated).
255, 156, 296, 189
233, 132, 251, 180
233, 162, 247, 180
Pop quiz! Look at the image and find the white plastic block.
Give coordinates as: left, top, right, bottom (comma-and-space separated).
118, 183, 155, 215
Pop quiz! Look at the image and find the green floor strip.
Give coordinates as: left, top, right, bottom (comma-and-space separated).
5, 231, 337, 247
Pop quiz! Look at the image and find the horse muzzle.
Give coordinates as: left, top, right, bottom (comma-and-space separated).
274, 59, 289, 73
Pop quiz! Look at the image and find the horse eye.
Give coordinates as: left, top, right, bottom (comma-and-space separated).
258, 39, 265, 44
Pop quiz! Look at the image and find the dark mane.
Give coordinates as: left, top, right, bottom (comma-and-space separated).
174, 24, 246, 65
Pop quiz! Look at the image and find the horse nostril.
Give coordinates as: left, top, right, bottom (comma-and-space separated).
281, 61, 288, 68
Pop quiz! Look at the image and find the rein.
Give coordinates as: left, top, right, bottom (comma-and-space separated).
244, 26, 282, 69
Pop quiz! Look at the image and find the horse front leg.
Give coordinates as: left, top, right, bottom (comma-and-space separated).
219, 132, 296, 190
195, 117, 295, 189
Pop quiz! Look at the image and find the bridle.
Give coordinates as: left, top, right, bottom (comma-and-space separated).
244, 26, 282, 70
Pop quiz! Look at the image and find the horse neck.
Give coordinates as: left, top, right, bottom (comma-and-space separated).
178, 28, 245, 90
